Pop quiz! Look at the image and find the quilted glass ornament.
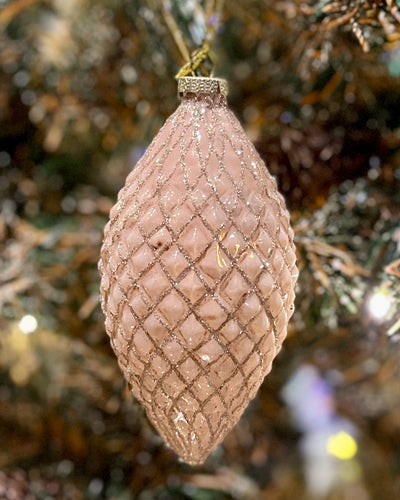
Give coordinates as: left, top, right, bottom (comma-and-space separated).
99, 77, 298, 465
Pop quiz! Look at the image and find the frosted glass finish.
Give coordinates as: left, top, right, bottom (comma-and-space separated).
99, 79, 298, 464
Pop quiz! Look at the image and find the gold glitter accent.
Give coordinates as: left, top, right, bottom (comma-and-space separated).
178, 77, 228, 97
98, 80, 298, 465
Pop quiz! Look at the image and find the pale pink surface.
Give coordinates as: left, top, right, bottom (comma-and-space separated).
99, 90, 298, 464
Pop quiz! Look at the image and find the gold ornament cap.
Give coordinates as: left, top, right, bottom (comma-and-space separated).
178, 76, 228, 97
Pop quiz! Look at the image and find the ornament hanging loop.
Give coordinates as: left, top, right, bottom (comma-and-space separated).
175, 40, 214, 79
159, 0, 225, 79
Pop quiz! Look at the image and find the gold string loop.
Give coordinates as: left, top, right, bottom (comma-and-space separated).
175, 40, 213, 79
158, 0, 225, 80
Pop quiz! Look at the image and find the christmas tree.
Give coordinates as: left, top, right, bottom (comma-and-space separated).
1, 1, 400, 498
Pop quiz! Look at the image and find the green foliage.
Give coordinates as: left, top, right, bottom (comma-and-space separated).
1, 1, 400, 499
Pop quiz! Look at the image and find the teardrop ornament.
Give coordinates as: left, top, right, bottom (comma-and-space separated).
99, 77, 298, 465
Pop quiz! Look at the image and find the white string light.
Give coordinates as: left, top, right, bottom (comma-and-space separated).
366, 291, 392, 321
18, 314, 38, 334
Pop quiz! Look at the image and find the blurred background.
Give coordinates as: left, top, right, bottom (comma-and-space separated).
1, 0, 400, 498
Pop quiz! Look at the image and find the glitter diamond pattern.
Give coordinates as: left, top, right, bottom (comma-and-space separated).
99, 83, 298, 465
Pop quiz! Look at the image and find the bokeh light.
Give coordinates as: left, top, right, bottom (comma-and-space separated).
326, 431, 358, 460
367, 290, 392, 321
18, 315, 38, 334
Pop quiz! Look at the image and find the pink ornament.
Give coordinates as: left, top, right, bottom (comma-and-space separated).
99, 77, 298, 464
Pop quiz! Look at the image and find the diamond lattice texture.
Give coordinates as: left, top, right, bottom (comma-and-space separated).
99, 83, 298, 465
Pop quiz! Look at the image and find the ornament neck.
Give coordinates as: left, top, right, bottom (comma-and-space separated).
178, 77, 228, 102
